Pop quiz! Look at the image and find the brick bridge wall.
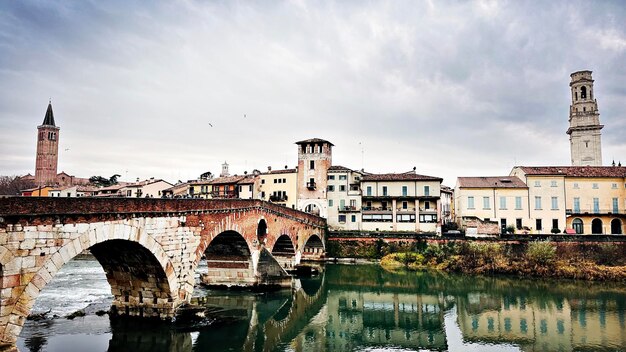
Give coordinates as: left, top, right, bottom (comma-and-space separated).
0, 198, 326, 345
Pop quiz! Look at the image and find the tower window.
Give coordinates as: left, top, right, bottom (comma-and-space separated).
581, 86, 587, 99
585, 141, 589, 148
309, 160, 315, 170
575, 91, 578, 101
583, 107, 586, 112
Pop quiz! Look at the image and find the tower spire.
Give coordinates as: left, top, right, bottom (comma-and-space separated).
42, 101, 56, 126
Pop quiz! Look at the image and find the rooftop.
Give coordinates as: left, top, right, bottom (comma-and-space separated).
261, 168, 296, 175
362, 172, 442, 182
295, 138, 334, 146
515, 166, 626, 178
457, 176, 528, 189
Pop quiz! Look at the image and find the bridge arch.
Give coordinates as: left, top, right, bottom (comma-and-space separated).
200, 230, 255, 287
301, 234, 325, 261
2, 222, 179, 344
271, 234, 297, 269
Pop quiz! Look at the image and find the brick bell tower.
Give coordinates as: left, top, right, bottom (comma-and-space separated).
35, 101, 60, 186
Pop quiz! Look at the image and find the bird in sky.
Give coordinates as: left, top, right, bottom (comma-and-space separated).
64, 148, 70, 151
244, 114, 246, 118
208, 123, 213, 127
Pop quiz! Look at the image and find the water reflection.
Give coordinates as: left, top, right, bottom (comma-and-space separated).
17, 264, 626, 352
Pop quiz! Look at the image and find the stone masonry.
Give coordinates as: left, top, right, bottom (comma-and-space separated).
0, 198, 326, 345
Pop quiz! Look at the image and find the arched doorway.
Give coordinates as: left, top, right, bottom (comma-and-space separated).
591, 218, 603, 234
611, 219, 622, 234
304, 203, 320, 216
572, 218, 584, 234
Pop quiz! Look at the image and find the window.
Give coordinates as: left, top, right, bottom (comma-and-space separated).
338, 215, 346, 223
574, 197, 580, 213
515, 197, 522, 210
402, 186, 408, 196
424, 186, 430, 196
613, 198, 619, 213
351, 215, 356, 222
592, 183, 599, 189
468, 196, 475, 209
419, 214, 437, 223
551, 180, 557, 187
328, 199, 333, 207
612, 183, 618, 189
536, 219, 542, 231
593, 198, 600, 213
381, 201, 388, 210
402, 201, 408, 209
534, 181, 541, 187
573, 183, 579, 189
339, 185, 346, 192
362, 214, 393, 222
551, 196, 558, 210
249, 185, 252, 191
350, 199, 356, 207
424, 201, 430, 209
366, 186, 372, 196
328, 175, 335, 180
499, 196, 507, 209
552, 219, 559, 231
483, 196, 490, 210
340, 199, 345, 209
535, 196, 542, 210
273, 179, 277, 184
282, 178, 286, 183
516, 218, 522, 229
327, 185, 335, 192
261, 191, 265, 198
339, 175, 347, 180
309, 160, 315, 170
397, 214, 416, 223
261, 179, 265, 184
382, 186, 388, 196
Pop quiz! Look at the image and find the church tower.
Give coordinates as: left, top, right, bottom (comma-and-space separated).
567, 70, 603, 166
35, 102, 60, 186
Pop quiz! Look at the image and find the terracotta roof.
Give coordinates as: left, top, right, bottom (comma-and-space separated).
457, 176, 528, 188
77, 186, 99, 192
237, 177, 256, 185
516, 166, 626, 178
441, 185, 454, 193
42, 102, 56, 126
261, 168, 296, 175
98, 184, 125, 191
209, 175, 245, 185
329, 165, 354, 172
362, 172, 442, 182
295, 138, 334, 146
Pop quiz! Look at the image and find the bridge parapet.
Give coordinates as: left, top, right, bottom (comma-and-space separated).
0, 198, 325, 229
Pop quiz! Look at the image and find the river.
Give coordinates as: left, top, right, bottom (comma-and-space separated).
16, 256, 626, 352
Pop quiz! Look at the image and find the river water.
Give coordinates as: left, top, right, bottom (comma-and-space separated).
17, 256, 626, 352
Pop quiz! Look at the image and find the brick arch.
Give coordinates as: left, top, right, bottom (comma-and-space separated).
3, 222, 179, 344
302, 233, 325, 250
195, 230, 256, 287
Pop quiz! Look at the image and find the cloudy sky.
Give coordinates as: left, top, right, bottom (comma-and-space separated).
1, 0, 625, 185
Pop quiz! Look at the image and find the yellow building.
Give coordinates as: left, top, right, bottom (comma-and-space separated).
455, 176, 529, 235
511, 166, 625, 234
258, 168, 297, 209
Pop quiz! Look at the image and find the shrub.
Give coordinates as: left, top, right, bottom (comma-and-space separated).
526, 241, 556, 266
424, 243, 445, 262
505, 225, 516, 234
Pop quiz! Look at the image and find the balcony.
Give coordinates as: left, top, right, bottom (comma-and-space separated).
306, 181, 316, 190
362, 206, 392, 213
211, 190, 239, 198
566, 208, 623, 215
269, 194, 288, 202
396, 207, 416, 213
338, 205, 360, 212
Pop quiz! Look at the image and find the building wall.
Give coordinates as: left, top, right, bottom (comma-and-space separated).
258, 171, 297, 209
327, 170, 362, 231
296, 142, 332, 217
454, 187, 530, 233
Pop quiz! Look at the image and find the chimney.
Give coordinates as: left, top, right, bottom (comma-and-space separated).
268, 166, 272, 171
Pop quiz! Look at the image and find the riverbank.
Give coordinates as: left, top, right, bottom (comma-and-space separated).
379, 240, 626, 281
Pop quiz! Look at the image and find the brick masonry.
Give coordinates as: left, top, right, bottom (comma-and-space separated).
0, 198, 326, 344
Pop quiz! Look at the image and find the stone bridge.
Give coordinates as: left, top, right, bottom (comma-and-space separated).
0, 198, 326, 345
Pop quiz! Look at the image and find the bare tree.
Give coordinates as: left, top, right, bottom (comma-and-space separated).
0, 176, 36, 196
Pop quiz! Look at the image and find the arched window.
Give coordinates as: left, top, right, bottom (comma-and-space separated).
581, 86, 587, 99
611, 219, 622, 234
572, 218, 583, 234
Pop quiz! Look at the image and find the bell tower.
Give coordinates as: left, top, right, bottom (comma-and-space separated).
567, 70, 603, 166
35, 101, 60, 186
296, 138, 333, 218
